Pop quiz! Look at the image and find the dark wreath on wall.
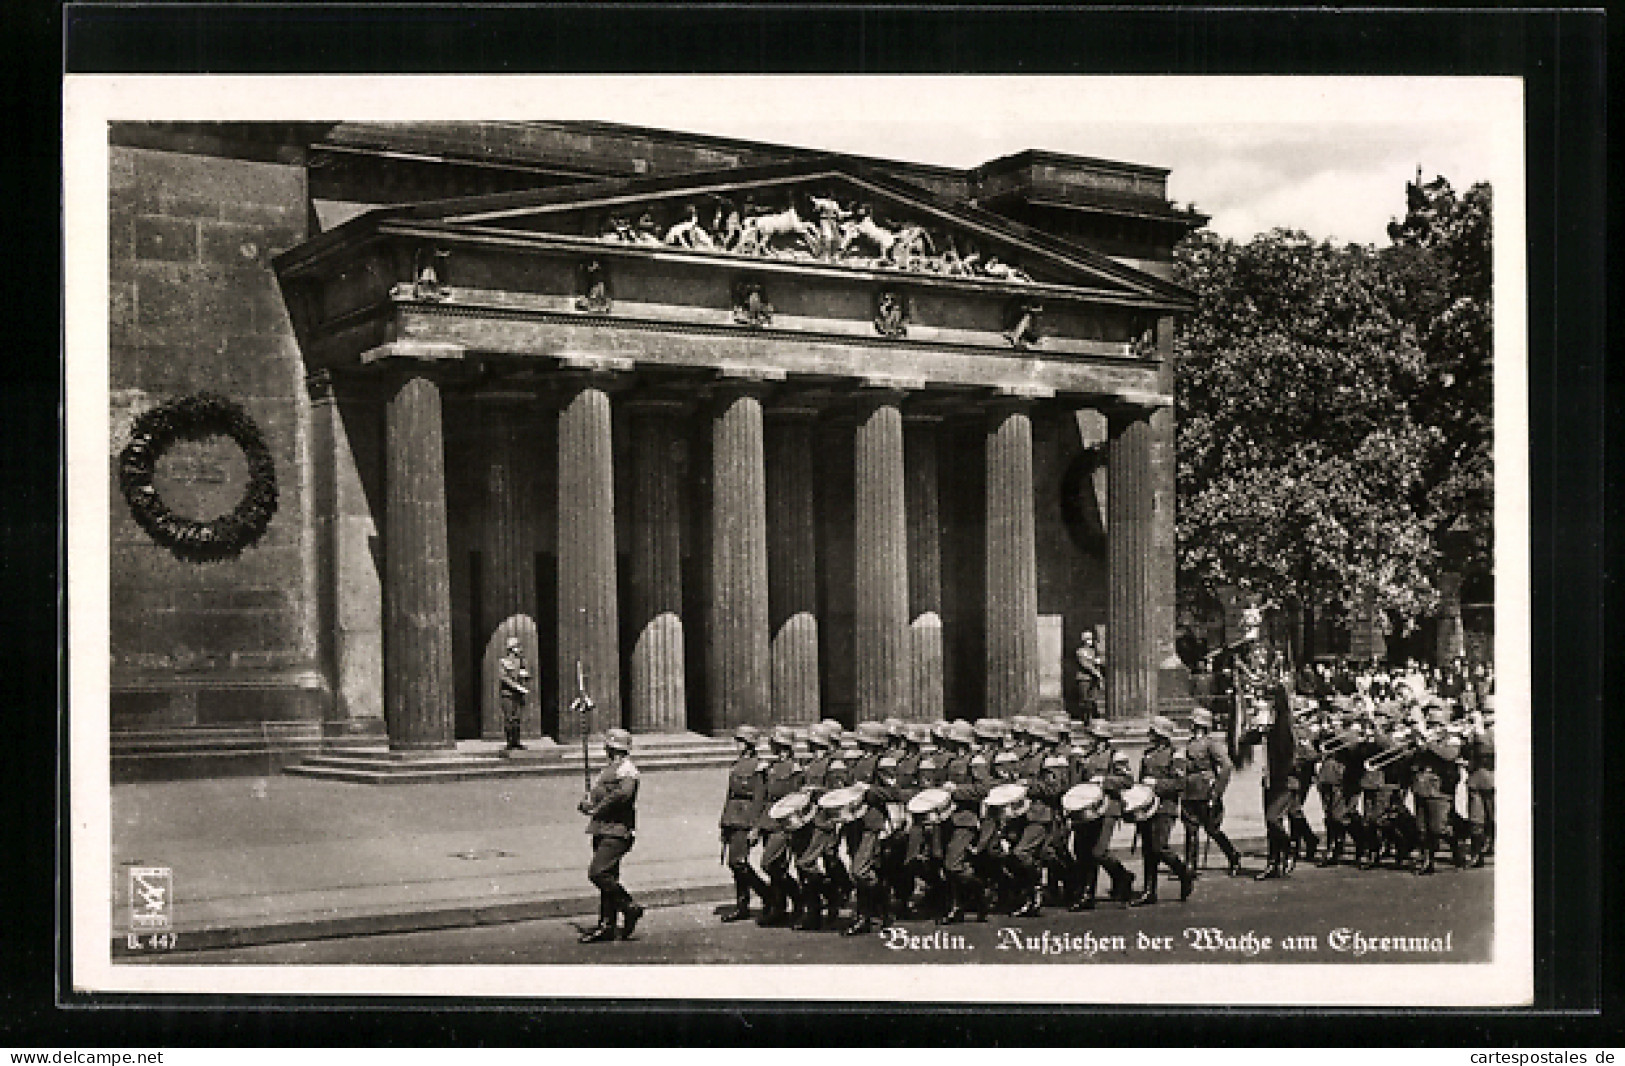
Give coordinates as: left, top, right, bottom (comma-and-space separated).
118, 392, 278, 564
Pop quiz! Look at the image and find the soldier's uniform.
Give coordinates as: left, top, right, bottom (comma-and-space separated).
842, 760, 908, 935
1181, 708, 1243, 876
497, 639, 531, 751
1409, 710, 1464, 874
1286, 712, 1322, 864
1255, 686, 1299, 880
718, 725, 771, 922
802, 726, 855, 912
1314, 722, 1363, 867
1132, 717, 1194, 905
1464, 707, 1496, 866
755, 728, 805, 925
578, 729, 644, 943
1069, 722, 1136, 907
938, 722, 990, 925
841, 724, 892, 925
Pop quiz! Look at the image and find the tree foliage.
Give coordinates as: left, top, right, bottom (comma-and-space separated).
1173, 174, 1493, 636
1385, 176, 1494, 582
1174, 228, 1439, 626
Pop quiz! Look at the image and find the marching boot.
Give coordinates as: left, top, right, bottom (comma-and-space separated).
1167, 855, 1195, 902
579, 898, 617, 944
721, 875, 753, 923
1469, 830, 1487, 868
620, 899, 645, 939
936, 879, 965, 926
1184, 834, 1202, 877
1316, 826, 1340, 867
1012, 882, 1043, 919
795, 891, 823, 931
1451, 835, 1468, 869
842, 888, 875, 937
1255, 830, 1286, 881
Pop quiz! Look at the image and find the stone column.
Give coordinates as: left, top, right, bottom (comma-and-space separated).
556, 375, 620, 739
904, 415, 945, 723
707, 383, 773, 732
984, 399, 1040, 719
853, 391, 911, 723
383, 372, 456, 751
627, 395, 688, 733
1107, 408, 1158, 719
476, 391, 543, 741
766, 404, 821, 725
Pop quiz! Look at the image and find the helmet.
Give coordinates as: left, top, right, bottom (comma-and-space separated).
1148, 715, 1176, 740
1190, 708, 1214, 730
604, 728, 633, 753
734, 724, 761, 745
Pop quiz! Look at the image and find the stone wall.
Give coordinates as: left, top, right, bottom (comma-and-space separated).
109, 143, 325, 731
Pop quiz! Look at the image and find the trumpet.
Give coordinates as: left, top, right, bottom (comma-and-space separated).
1318, 725, 1367, 756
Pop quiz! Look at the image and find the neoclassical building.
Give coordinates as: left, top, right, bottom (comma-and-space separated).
108, 122, 1204, 774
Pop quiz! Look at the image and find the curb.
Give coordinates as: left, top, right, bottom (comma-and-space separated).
115, 833, 1281, 956
113, 881, 736, 956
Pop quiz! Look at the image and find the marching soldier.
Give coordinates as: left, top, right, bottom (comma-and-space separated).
1254, 683, 1299, 880
1314, 714, 1364, 867
1131, 715, 1195, 906
755, 726, 805, 926
717, 725, 771, 922
887, 726, 928, 914
497, 637, 531, 751
938, 721, 991, 925
804, 724, 856, 911
1181, 707, 1244, 877
1287, 703, 1322, 866
1409, 704, 1464, 874
1069, 718, 1136, 908
843, 755, 908, 936
1464, 696, 1496, 866
577, 728, 646, 943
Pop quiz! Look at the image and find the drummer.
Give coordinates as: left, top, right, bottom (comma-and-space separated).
755, 726, 805, 927
890, 725, 930, 916
1131, 715, 1195, 906
979, 781, 1032, 914
1069, 718, 1136, 909
938, 721, 991, 925
1006, 741, 1069, 917
801, 724, 854, 921
842, 755, 909, 936
791, 782, 839, 932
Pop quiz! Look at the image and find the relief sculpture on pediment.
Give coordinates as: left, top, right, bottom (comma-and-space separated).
593, 189, 1039, 285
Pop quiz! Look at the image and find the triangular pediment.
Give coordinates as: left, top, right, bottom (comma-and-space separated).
378, 157, 1189, 305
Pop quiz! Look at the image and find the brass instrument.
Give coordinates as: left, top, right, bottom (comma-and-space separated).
1318, 724, 1367, 756
1362, 724, 1419, 771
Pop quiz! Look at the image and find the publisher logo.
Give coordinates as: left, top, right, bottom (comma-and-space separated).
129, 866, 172, 931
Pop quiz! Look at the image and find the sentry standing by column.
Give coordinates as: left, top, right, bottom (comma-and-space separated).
577, 729, 646, 943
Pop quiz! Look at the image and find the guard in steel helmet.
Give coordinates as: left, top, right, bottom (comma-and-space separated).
718, 725, 772, 922
755, 726, 805, 926
577, 728, 645, 943
1182, 707, 1244, 876
497, 637, 532, 751
1129, 716, 1195, 907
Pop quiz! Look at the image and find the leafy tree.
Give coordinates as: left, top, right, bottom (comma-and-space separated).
1173, 228, 1442, 643
1385, 175, 1494, 585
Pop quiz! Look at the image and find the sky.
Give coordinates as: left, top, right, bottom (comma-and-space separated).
483, 77, 1515, 248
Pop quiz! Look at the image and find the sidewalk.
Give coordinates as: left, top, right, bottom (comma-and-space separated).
111, 757, 1286, 954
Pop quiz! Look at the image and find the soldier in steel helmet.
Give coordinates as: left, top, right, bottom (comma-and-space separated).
577, 728, 645, 943
718, 725, 772, 922
1181, 706, 1244, 877
755, 726, 805, 926
1130, 715, 1195, 906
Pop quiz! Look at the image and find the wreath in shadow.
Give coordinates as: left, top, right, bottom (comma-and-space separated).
118, 393, 278, 564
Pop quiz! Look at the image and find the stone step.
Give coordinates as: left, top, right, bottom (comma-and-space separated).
280, 731, 737, 783
284, 749, 736, 784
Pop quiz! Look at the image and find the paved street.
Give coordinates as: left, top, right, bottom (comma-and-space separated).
154, 860, 1491, 966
